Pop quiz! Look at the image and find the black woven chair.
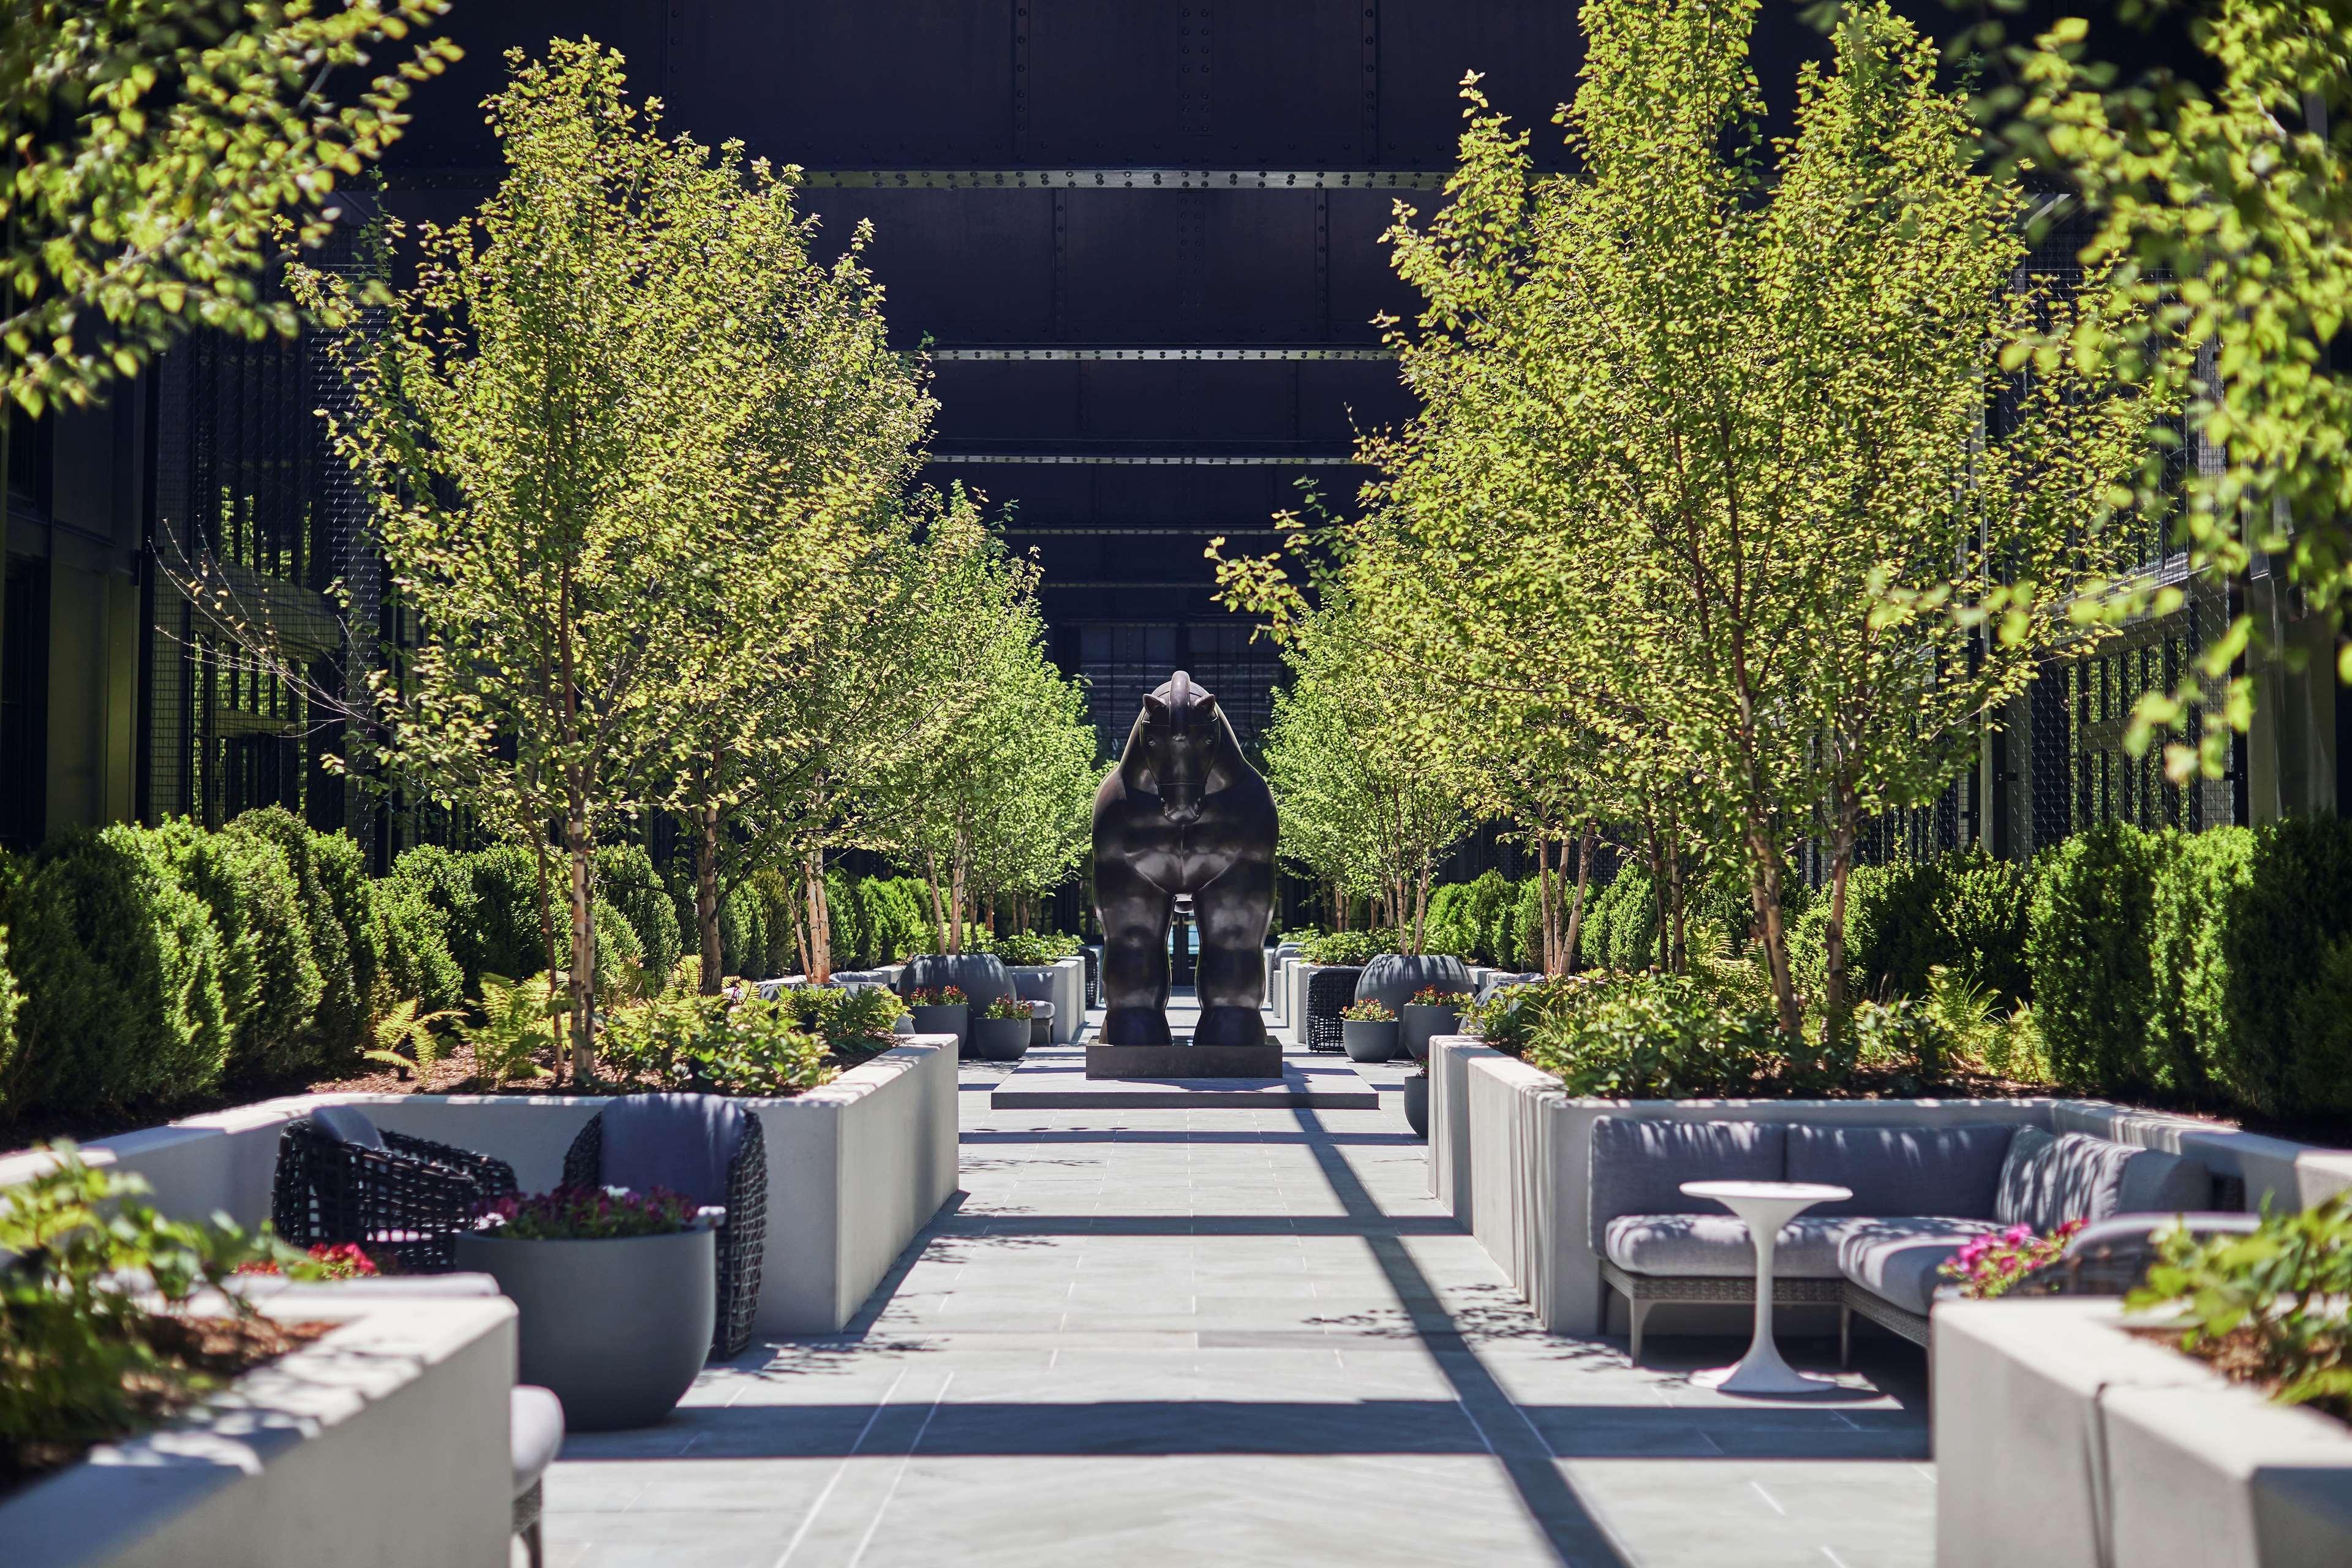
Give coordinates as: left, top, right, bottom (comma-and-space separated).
1304, 965, 1364, 1054
562, 1094, 767, 1359
1080, 946, 1099, 1009
271, 1106, 518, 1272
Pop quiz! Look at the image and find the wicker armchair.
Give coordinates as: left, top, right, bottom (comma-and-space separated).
271, 1109, 518, 1272
562, 1095, 767, 1359
1080, 946, 1099, 1009
1303, 965, 1364, 1054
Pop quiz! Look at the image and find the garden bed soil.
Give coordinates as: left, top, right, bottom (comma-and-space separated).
1, 1316, 333, 1499
2129, 1324, 2352, 1429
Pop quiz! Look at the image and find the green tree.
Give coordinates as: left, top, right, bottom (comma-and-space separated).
2, 0, 458, 415
293, 42, 767, 1076
2009, 0, 2352, 776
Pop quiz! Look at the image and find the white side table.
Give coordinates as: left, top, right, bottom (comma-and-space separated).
1679, 1179, 1852, 1396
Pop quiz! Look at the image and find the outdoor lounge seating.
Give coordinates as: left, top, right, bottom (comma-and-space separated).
1302, 964, 1363, 1054
1589, 1117, 2214, 1362
561, 1093, 768, 1357
270, 1106, 519, 1271
510, 1383, 565, 1568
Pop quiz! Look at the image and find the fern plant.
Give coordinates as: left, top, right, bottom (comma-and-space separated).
459, 973, 562, 1085
361, 998, 462, 1082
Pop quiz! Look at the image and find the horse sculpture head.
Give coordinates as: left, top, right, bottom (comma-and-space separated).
1130, 670, 1229, 827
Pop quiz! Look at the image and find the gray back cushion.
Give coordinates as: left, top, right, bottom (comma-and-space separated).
597, 1093, 753, 1209
1785, 1123, 2018, 1219
1588, 1117, 1787, 1251
309, 1105, 385, 1150
1996, 1128, 2212, 1232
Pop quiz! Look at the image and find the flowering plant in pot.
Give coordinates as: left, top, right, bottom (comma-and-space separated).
905, 985, 971, 1051
970, 996, 1033, 1062
1339, 998, 1400, 1063
1400, 986, 1472, 1063
1939, 1219, 2085, 1300
454, 1186, 712, 1431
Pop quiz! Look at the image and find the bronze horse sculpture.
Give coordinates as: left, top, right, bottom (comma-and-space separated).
1093, 671, 1278, 1047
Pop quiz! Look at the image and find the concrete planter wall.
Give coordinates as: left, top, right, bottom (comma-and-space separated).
1936, 1298, 2352, 1568
1450, 1054, 2352, 1338
1, 1292, 515, 1568
1009, 959, 1087, 1044
1425, 1035, 1491, 1215
1285, 962, 1323, 1045
0, 1039, 962, 1336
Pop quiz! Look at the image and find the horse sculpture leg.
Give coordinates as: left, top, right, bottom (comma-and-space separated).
1095, 856, 1174, 1046
1191, 856, 1273, 1047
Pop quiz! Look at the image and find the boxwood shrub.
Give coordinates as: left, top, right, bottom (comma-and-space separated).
151, 819, 322, 1080
597, 843, 684, 986
221, 807, 361, 1063
2210, 815, 2352, 1117
2028, 821, 2162, 1095
3, 826, 230, 1112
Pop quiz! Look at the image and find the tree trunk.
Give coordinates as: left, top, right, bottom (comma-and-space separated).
565, 801, 596, 1081
805, 850, 834, 983
1745, 816, 1803, 1039
1411, 866, 1430, 954
532, 837, 560, 991
1643, 817, 1668, 973
1563, 824, 1596, 977
695, 797, 722, 995
1823, 782, 1860, 1037
1664, 824, 1688, 976
949, 836, 968, 954
922, 850, 951, 955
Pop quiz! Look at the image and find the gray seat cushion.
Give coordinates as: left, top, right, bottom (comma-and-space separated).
1588, 1118, 1789, 1253
510, 1384, 565, 1494
1835, 1216, 2003, 1316
1785, 1123, 2018, 1219
597, 1093, 752, 1209
309, 1105, 385, 1150
1604, 1213, 1852, 1278
1996, 1128, 2212, 1233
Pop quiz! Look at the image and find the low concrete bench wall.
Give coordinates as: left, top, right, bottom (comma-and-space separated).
1937, 1298, 2352, 1567
0, 1038, 962, 1336
1451, 1052, 2352, 1340
2, 1292, 515, 1568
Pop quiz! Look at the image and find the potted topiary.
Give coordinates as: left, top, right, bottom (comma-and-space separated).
971, 997, 1033, 1061
1340, 998, 1399, 1063
906, 985, 970, 1050
1400, 986, 1471, 1063
454, 1186, 712, 1431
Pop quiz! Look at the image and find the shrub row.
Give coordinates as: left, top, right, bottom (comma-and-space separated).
2030, 818, 2352, 1118
0, 809, 461, 1118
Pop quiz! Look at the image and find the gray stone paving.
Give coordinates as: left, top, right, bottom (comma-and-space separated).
540, 992, 1936, 1567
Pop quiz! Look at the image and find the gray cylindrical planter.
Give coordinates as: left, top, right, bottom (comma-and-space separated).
1402, 1072, 1430, 1139
969, 1016, 1031, 1061
1341, 1018, 1399, 1063
909, 1003, 968, 1050
1399, 1003, 1461, 1063
455, 1226, 715, 1432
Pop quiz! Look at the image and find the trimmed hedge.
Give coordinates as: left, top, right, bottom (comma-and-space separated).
2209, 816, 2352, 1117
597, 843, 684, 984
152, 819, 321, 1080
1791, 848, 2031, 1009
2, 826, 230, 1113
222, 807, 363, 1063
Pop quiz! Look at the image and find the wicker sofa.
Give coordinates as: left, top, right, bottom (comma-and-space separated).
1589, 1116, 2216, 1362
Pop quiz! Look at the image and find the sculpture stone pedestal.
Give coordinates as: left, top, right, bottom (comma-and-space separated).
1085, 1043, 1283, 1080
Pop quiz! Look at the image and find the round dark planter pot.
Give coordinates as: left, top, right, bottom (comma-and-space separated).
908, 1003, 968, 1051
1354, 954, 1474, 1016
1402, 1072, 1430, 1139
898, 952, 1014, 1011
1341, 1018, 1400, 1063
1399, 1003, 1461, 1063
454, 1226, 715, 1432
969, 1016, 1031, 1061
